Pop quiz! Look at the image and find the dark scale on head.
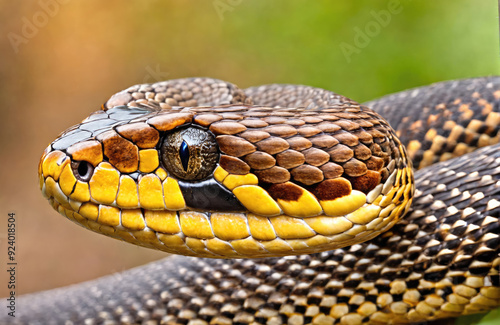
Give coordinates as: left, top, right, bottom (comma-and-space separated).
348, 170, 381, 194
51, 129, 93, 151
106, 105, 155, 121
312, 179, 351, 201
178, 178, 245, 212
79, 119, 119, 133
267, 183, 302, 201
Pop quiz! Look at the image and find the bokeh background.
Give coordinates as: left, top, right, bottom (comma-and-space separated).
1, 0, 499, 323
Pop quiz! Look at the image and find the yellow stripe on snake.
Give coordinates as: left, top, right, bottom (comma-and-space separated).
15, 77, 500, 324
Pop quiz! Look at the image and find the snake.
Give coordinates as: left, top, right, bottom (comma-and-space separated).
10, 76, 500, 324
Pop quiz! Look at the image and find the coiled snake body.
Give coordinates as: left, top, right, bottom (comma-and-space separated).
11, 77, 500, 324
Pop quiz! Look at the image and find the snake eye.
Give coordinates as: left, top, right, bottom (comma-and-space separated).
160, 126, 218, 181
71, 160, 94, 182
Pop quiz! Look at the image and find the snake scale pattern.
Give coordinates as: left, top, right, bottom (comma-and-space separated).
9, 77, 500, 324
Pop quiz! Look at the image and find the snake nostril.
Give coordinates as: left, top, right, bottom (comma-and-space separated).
71, 160, 94, 182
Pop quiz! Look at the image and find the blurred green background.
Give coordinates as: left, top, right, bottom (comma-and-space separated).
0, 0, 499, 323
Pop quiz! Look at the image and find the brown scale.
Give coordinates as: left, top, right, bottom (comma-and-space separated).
317, 121, 342, 132
263, 124, 297, 137
254, 136, 290, 155
192, 114, 223, 126
96, 130, 139, 173
209, 121, 247, 135
342, 158, 368, 177
352, 143, 372, 160
320, 162, 344, 178
297, 126, 322, 137
268, 183, 303, 201
66, 140, 103, 167
366, 155, 385, 171
218, 155, 250, 175
221, 112, 244, 120
312, 178, 352, 200
302, 147, 330, 166
287, 136, 312, 150
238, 130, 270, 143
309, 134, 339, 148
239, 118, 269, 128
347, 170, 382, 194
147, 112, 194, 132
254, 166, 290, 183
244, 151, 275, 170
333, 130, 360, 146
275, 149, 305, 169
290, 164, 324, 185
115, 122, 159, 149
328, 144, 355, 163
216, 135, 256, 157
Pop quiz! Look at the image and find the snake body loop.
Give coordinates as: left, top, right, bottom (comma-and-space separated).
11, 77, 500, 324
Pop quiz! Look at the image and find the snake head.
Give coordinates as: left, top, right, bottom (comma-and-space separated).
39, 80, 414, 258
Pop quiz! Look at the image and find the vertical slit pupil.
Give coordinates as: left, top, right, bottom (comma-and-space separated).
179, 140, 190, 171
